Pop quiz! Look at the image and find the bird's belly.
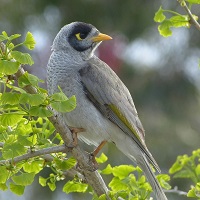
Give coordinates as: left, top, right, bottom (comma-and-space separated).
63, 95, 113, 146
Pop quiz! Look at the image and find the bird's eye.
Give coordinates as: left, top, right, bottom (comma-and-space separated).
75, 32, 87, 40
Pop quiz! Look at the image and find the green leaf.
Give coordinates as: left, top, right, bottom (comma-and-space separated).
39, 176, 47, 187
51, 95, 76, 112
1, 31, 9, 39
186, 0, 200, 4
2, 142, 27, 159
29, 106, 52, 117
9, 34, 21, 41
169, 15, 190, 28
173, 169, 195, 179
0, 34, 8, 42
187, 183, 200, 198
63, 180, 88, 193
158, 20, 173, 37
157, 174, 171, 190
95, 153, 108, 164
195, 164, 200, 176
1, 92, 20, 105
54, 157, 76, 170
47, 182, 56, 191
0, 113, 24, 126
154, 6, 166, 22
0, 183, 8, 191
0, 166, 10, 183
19, 93, 46, 106
109, 177, 128, 192
112, 165, 135, 179
10, 183, 25, 195
0, 60, 20, 75
101, 164, 113, 174
18, 72, 42, 87
51, 92, 68, 101
12, 172, 35, 186
23, 160, 44, 174
23, 32, 36, 50
11, 51, 34, 65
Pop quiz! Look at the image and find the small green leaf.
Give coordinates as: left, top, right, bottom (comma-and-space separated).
109, 177, 128, 192
157, 174, 171, 190
112, 165, 135, 179
169, 15, 190, 28
101, 164, 113, 174
95, 153, 108, 164
0, 35, 8, 42
9, 34, 21, 41
186, 0, 200, 4
158, 20, 173, 37
187, 183, 200, 198
1, 92, 20, 105
0, 60, 20, 75
12, 172, 35, 186
39, 176, 47, 187
0, 183, 8, 191
0, 113, 24, 126
47, 182, 56, 191
154, 6, 166, 22
23, 160, 44, 174
18, 72, 42, 88
19, 93, 46, 106
51, 92, 68, 101
29, 106, 52, 117
10, 183, 25, 195
2, 31, 8, 39
0, 166, 10, 183
23, 32, 36, 50
63, 180, 88, 194
51, 95, 76, 112
54, 157, 76, 170
11, 51, 34, 65
2, 142, 27, 159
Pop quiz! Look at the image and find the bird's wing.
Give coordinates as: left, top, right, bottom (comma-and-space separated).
79, 56, 159, 170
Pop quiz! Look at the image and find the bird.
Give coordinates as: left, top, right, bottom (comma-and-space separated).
47, 22, 168, 200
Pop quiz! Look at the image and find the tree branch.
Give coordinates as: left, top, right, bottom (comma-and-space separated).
165, 186, 187, 196
177, 0, 200, 31
15, 67, 110, 199
0, 144, 67, 165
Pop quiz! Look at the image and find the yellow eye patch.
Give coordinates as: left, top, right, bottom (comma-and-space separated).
75, 33, 82, 40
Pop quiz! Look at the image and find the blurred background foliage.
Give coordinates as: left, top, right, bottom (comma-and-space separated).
0, 0, 200, 199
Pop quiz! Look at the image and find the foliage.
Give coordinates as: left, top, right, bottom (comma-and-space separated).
169, 150, 200, 199
154, 0, 200, 37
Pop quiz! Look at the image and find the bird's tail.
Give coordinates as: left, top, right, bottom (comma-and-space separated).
136, 153, 168, 200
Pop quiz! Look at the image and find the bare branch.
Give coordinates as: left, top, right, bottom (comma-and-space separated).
15, 67, 110, 198
0, 144, 67, 165
165, 186, 187, 196
177, 0, 200, 31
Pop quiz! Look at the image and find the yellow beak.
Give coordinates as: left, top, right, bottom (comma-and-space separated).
91, 33, 112, 42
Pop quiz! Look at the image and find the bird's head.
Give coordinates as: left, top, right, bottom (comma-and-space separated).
52, 22, 112, 60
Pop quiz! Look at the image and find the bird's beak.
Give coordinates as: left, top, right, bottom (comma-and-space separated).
91, 33, 112, 42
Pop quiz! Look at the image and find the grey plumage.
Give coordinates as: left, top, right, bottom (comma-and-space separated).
47, 22, 168, 200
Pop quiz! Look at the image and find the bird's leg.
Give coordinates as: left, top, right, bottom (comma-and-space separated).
92, 140, 107, 157
68, 126, 85, 147
89, 140, 107, 170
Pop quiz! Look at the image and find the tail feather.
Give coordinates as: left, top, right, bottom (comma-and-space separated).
137, 153, 168, 200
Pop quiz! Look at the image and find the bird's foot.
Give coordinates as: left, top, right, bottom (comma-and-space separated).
68, 126, 85, 148
88, 140, 108, 171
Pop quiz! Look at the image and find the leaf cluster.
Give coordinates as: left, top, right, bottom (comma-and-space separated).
154, 0, 199, 37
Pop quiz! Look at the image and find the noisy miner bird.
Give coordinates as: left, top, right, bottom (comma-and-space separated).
47, 22, 168, 200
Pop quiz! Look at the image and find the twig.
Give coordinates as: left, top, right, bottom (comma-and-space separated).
0, 144, 67, 165
15, 67, 110, 199
177, 0, 200, 31
165, 186, 187, 196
